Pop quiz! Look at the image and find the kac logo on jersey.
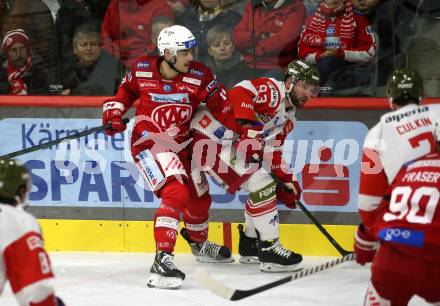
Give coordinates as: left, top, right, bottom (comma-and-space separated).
137, 61, 150, 69
149, 93, 189, 104
163, 84, 173, 92
152, 104, 193, 129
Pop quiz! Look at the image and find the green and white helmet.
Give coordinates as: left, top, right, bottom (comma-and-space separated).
285, 59, 320, 87
387, 68, 423, 105
0, 159, 31, 205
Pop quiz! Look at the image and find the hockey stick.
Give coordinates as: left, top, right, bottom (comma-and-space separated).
251, 157, 352, 256
194, 252, 355, 301
0, 118, 130, 159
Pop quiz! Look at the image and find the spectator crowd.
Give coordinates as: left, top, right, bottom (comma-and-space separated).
0, 0, 430, 97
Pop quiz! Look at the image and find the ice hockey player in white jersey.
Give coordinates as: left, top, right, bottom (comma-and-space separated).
0, 159, 65, 306
355, 67, 440, 265
190, 60, 320, 272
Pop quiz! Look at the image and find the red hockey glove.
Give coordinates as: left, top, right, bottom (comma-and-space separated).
276, 180, 301, 209
354, 223, 379, 265
234, 124, 264, 162
102, 101, 126, 136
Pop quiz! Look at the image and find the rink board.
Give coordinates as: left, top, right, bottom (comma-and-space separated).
39, 219, 355, 256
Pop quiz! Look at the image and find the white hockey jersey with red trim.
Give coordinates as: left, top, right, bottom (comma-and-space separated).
359, 103, 440, 229
228, 77, 296, 140
0, 204, 56, 306
206, 77, 296, 182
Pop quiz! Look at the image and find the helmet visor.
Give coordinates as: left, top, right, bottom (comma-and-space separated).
298, 80, 320, 97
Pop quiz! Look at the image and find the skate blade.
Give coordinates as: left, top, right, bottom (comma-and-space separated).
147, 274, 183, 289
259, 262, 303, 273
195, 256, 235, 264
239, 256, 260, 264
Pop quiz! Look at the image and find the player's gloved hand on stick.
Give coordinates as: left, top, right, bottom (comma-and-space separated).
354, 223, 379, 265
235, 123, 264, 162
276, 180, 301, 209
102, 101, 126, 136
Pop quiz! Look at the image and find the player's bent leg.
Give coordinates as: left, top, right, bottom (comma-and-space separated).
245, 175, 303, 272
181, 192, 233, 263
368, 246, 413, 305
147, 180, 189, 289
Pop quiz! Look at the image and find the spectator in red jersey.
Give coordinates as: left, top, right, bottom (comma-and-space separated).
1, 0, 58, 83
298, 0, 377, 94
0, 159, 66, 306
0, 29, 49, 95
100, 0, 174, 68
233, 0, 306, 79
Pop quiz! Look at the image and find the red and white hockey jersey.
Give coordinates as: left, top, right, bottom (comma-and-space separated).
191, 77, 297, 181
104, 55, 226, 159
371, 152, 440, 264
359, 103, 440, 229
0, 204, 56, 306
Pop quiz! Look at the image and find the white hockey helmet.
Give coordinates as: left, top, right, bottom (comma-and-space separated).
157, 25, 197, 56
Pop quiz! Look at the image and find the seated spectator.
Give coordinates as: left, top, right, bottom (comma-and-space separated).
60, 23, 119, 95
55, 0, 111, 65
148, 15, 174, 56
298, 0, 377, 94
233, 0, 306, 79
180, 0, 241, 60
1, 0, 58, 83
204, 25, 253, 88
351, 0, 381, 15
166, 0, 189, 22
100, 0, 173, 68
0, 29, 49, 95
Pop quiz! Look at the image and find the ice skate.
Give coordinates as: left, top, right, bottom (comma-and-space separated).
237, 224, 260, 264
180, 228, 234, 263
258, 239, 303, 272
147, 251, 185, 289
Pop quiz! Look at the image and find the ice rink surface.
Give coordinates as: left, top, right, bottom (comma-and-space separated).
2, 253, 432, 306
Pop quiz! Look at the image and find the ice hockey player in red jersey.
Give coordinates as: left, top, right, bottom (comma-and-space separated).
0, 159, 66, 306
102, 25, 233, 290
355, 68, 440, 265
190, 59, 320, 272
360, 151, 440, 305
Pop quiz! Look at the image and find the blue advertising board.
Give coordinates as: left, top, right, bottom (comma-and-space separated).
0, 118, 368, 211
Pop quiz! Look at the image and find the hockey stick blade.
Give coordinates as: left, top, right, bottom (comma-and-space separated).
194, 253, 355, 301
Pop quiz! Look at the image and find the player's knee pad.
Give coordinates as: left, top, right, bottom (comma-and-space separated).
154, 180, 191, 252
183, 193, 212, 242
245, 181, 277, 217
